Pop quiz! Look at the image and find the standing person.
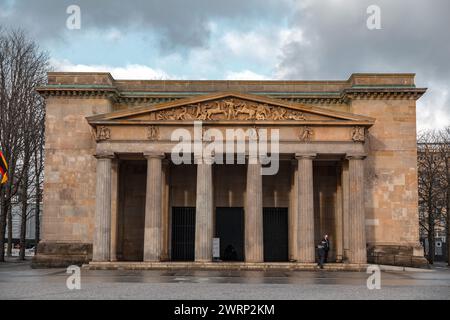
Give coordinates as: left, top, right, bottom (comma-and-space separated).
317, 237, 327, 269
323, 234, 330, 263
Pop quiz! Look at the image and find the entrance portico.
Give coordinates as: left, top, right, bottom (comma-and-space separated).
88, 92, 372, 266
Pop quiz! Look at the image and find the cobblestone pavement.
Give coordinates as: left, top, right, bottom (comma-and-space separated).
0, 259, 449, 300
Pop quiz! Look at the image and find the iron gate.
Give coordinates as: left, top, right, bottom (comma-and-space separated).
171, 207, 196, 261
215, 207, 244, 261
263, 207, 288, 262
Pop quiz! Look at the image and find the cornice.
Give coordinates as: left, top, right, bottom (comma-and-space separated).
342, 87, 427, 100
36, 84, 427, 103
36, 86, 119, 100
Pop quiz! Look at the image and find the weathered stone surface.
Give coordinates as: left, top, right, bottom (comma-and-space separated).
367, 245, 428, 267
31, 242, 92, 268
35, 73, 427, 268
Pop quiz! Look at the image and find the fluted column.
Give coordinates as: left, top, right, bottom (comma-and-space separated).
93, 153, 114, 262
143, 153, 164, 262
160, 159, 170, 261
296, 153, 316, 263
195, 155, 214, 262
347, 154, 367, 264
342, 160, 350, 261
245, 155, 263, 262
335, 165, 344, 262
289, 160, 298, 261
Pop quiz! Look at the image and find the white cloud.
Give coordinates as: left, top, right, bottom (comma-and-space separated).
417, 82, 450, 131
221, 27, 306, 67
50, 58, 172, 80
225, 70, 270, 80
105, 28, 123, 42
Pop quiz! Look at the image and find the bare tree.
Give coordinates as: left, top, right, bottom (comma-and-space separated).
436, 127, 450, 265
418, 129, 449, 264
0, 28, 48, 261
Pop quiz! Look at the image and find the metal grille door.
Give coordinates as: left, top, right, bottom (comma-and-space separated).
171, 207, 196, 261
215, 207, 244, 261
263, 208, 288, 262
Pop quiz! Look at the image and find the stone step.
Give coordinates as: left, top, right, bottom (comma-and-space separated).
82, 262, 368, 271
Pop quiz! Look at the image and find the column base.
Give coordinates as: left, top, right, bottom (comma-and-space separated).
367, 244, 429, 268
31, 241, 92, 268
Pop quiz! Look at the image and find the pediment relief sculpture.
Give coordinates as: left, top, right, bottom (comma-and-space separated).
153, 98, 308, 121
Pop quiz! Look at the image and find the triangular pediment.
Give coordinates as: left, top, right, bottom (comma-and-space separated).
87, 92, 375, 125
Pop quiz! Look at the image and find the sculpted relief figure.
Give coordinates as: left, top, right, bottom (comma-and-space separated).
255, 104, 271, 120
272, 107, 287, 120
96, 126, 110, 141
157, 109, 176, 120
224, 99, 236, 120
351, 126, 365, 142
147, 125, 159, 140
287, 110, 307, 121
176, 106, 189, 120
299, 126, 314, 142
205, 102, 228, 120
235, 103, 256, 120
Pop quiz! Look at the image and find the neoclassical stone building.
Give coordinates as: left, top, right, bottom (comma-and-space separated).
33, 72, 428, 268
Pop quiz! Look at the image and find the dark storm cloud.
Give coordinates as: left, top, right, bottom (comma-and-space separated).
275, 0, 450, 128
0, 0, 292, 49
277, 0, 450, 81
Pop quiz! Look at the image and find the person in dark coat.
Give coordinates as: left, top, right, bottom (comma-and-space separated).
317, 235, 330, 269
323, 234, 330, 263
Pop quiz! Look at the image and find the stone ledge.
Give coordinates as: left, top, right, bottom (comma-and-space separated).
82, 262, 368, 272
367, 244, 429, 268
31, 242, 92, 268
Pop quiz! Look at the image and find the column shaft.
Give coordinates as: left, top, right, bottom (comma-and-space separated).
93, 155, 113, 262
143, 154, 163, 262
245, 158, 263, 262
160, 160, 170, 261
110, 159, 119, 261
348, 155, 367, 264
195, 162, 213, 261
289, 160, 298, 261
297, 154, 316, 263
335, 165, 344, 262
342, 161, 350, 261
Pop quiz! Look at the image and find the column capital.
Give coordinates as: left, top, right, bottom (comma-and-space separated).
345, 153, 367, 160
143, 152, 165, 160
94, 153, 115, 160
295, 153, 317, 160
194, 151, 215, 164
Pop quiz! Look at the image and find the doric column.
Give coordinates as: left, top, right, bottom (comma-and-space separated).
335, 165, 344, 262
245, 155, 264, 262
296, 153, 316, 263
143, 153, 164, 262
347, 154, 367, 264
195, 154, 214, 262
110, 158, 119, 261
160, 159, 170, 261
93, 153, 114, 262
289, 159, 298, 261
342, 160, 350, 261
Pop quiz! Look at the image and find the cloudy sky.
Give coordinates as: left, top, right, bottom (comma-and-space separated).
0, 0, 448, 130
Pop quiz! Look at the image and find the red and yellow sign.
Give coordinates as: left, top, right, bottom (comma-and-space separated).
0, 151, 8, 184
